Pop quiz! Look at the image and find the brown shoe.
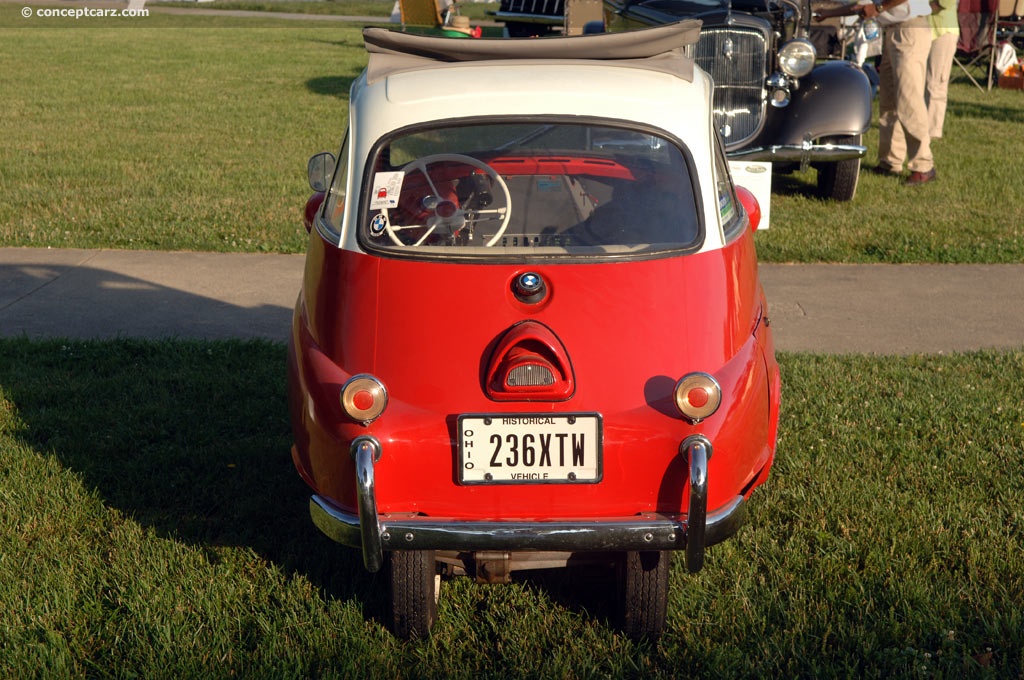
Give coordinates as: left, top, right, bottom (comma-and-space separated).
905, 169, 936, 186
871, 163, 901, 176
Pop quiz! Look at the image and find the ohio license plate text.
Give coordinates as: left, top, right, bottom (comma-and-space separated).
458, 414, 602, 485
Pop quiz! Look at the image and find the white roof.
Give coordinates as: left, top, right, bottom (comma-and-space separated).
337, 21, 729, 254
351, 20, 712, 144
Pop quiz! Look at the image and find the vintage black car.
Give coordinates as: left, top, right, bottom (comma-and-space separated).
494, 0, 873, 201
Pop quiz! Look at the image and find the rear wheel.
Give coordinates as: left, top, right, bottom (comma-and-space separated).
617, 550, 670, 641
816, 134, 861, 202
387, 550, 438, 639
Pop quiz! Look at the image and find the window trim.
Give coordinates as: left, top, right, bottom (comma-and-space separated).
714, 134, 749, 244
355, 115, 706, 264
317, 132, 350, 245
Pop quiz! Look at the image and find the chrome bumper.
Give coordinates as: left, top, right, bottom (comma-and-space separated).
309, 435, 745, 574
730, 142, 866, 164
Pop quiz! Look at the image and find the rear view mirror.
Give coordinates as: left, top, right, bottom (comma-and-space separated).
307, 152, 336, 193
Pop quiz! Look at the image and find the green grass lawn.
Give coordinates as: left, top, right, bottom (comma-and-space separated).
2, 6, 1023, 676
148, 0, 501, 22
150, 0, 399, 17
1, 340, 1022, 677
1, 3, 1023, 259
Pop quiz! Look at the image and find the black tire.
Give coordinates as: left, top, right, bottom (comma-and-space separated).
816, 135, 861, 202
617, 550, 670, 642
387, 550, 438, 640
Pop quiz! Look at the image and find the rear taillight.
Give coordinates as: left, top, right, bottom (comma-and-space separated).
735, 185, 761, 232
303, 192, 325, 233
341, 374, 388, 425
674, 373, 721, 424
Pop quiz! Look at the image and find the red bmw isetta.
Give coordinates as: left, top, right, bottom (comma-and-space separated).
289, 21, 781, 641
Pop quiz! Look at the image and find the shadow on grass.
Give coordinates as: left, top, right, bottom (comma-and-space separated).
769, 168, 822, 200
0, 337, 618, 634
306, 75, 360, 100
947, 98, 1024, 125
0, 338, 383, 619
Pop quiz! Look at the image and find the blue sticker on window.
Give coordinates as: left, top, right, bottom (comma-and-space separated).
719, 192, 735, 224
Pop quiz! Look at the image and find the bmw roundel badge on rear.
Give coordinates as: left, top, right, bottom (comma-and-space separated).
458, 413, 603, 484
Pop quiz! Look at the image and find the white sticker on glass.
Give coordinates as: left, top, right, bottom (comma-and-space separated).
369, 171, 405, 210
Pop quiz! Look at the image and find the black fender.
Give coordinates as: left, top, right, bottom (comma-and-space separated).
767, 61, 873, 146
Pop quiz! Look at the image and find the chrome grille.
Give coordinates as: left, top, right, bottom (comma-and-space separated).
501, 0, 564, 15
695, 27, 768, 148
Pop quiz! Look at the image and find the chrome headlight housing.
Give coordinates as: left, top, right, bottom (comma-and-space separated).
766, 72, 791, 107
778, 38, 817, 78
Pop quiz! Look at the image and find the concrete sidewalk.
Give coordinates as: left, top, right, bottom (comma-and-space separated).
759, 263, 1024, 354
0, 248, 301, 343
1, 248, 1023, 354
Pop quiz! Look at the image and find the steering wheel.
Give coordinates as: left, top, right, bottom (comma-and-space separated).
382, 154, 511, 247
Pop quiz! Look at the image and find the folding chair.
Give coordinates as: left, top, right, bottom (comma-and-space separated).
564, 0, 603, 35
397, 0, 460, 30
989, 0, 1024, 86
997, 0, 1024, 24
954, 0, 999, 89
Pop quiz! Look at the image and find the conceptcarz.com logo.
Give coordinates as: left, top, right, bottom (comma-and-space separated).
23, 5, 150, 19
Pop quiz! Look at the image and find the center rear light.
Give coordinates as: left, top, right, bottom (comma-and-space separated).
486, 322, 574, 402
506, 359, 555, 387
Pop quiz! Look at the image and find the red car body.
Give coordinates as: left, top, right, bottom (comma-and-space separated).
288, 22, 780, 639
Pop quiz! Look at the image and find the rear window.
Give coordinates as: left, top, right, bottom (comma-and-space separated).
355, 121, 703, 259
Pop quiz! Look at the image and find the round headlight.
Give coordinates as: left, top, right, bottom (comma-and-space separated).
674, 373, 722, 423
341, 374, 388, 425
778, 39, 816, 78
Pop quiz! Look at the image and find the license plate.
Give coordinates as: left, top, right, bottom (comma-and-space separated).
458, 413, 602, 485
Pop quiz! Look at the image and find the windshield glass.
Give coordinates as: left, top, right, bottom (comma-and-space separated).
358, 121, 703, 259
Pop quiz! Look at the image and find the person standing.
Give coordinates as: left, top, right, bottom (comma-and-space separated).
926, 0, 961, 138
816, 0, 937, 185
875, 0, 938, 184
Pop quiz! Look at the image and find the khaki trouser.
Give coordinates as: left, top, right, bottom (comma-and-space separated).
926, 31, 958, 138
878, 16, 934, 173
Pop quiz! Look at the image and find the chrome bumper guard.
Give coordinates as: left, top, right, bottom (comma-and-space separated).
310, 435, 745, 574
730, 142, 866, 165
